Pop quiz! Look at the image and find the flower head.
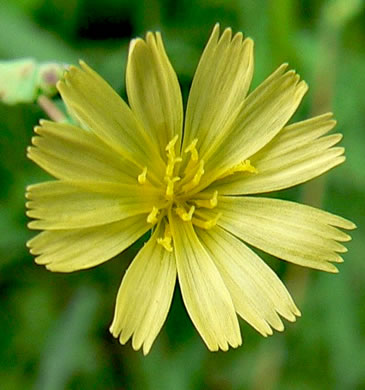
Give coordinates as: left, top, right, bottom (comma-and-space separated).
26, 24, 355, 355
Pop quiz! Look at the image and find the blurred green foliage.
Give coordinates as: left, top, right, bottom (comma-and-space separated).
0, 0, 364, 389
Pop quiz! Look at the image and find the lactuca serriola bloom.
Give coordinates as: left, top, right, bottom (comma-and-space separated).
26, 24, 355, 355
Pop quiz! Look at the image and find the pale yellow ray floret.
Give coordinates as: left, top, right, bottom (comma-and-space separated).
26, 23, 356, 355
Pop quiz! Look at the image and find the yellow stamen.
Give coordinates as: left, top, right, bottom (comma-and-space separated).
157, 224, 173, 252
220, 159, 258, 179
165, 176, 181, 199
165, 134, 179, 158
192, 212, 222, 230
194, 191, 218, 209
182, 160, 205, 193
137, 166, 147, 184
184, 138, 199, 161
147, 206, 159, 224
165, 156, 182, 178
175, 205, 196, 221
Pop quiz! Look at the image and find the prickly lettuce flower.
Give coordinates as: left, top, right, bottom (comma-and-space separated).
26, 24, 355, 354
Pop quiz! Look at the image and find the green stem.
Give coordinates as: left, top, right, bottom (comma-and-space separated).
37, 95, 66, 122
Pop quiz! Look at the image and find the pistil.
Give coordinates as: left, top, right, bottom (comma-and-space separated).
182, 160, 205, 193
147, 206, 160, 224
175, 204, 196, 221
157, 223, 173, 252
165, 176, 181, 199
137, 166, 148, 184
192, 212, 222, 230
218, 159, 258, 180
194, 190, 218, 209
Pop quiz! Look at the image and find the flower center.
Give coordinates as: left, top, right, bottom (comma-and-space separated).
138, 135, 257, 251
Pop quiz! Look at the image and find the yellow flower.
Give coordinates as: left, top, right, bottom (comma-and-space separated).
26, 24, 355, 355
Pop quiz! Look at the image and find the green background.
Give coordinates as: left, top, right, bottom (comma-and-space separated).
0, 0, 364, 389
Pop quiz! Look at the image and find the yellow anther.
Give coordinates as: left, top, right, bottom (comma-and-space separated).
175, 205, 196, 221
147, 206, 159, 224
194, 191, 218, 209
137, 166, 148, 184
157, 224, 173, 252
165, 176, 181, 199
182, 160, 205, 193
192, 212, 222, 230
184, 138, 199, 161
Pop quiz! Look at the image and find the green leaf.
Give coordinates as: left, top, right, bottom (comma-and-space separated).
34, 286, 100, 390
0, 59, 37, 104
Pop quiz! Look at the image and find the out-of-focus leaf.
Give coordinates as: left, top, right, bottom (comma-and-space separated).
34, 286, 100, 390
0, 59, 67, 104
268, 0, 300, 67
129, 337, 206, 390
0, 206, 29, 269
237, 0, 271, 85
319, 268, 364, 390
324, 0, 364, 28
0, 59, 37, 104
0, 3, 78, 62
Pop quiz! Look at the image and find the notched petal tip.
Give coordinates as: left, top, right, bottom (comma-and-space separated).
206, 23, 220, 45
297, 79, 309, 95
45, 263, 60, 272
346, 220, 357, 230
212, 22, 220, 32
142, 345, 151, 356
274, 321, 285, 332
221, 26, 233, 39
33, 126, 42, 135
145, 30, 157, 43
38, 118, 49, 126
324, 263, 340, 273
333, 133, 343, 143
56, 79, 65, 93
109, 323, 118, 338
34, 255, 46, 264
243, 37, 254, 49
24, 184, 32, 194
65, 65, 79, 80
232, 31, 243, 43
129, 37, 145, 52
128, 38, 138, 54
31, 136, 38, 146
293, 305, 302, 317
68, 64, 79, 72
235, 336, 243, 348
78, 59, 87, 68
332, 215, 356, 230
206, 343, 219, 352
278, 62, 289, 72
27, 220, 38, 230
334, 256, 345, 263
